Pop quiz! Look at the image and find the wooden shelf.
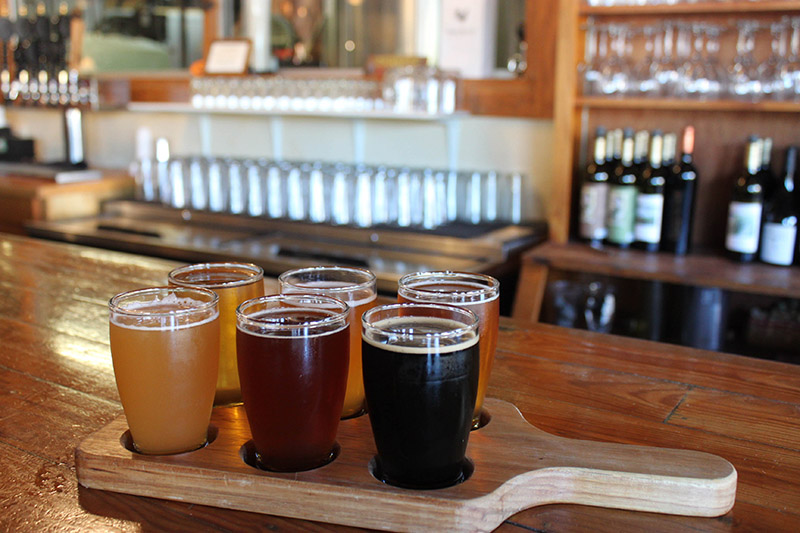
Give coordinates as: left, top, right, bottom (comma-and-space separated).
525, 242, 800, 300
126, 102, 468, 122
576, 96, 800, 113
581, 1, 800, 17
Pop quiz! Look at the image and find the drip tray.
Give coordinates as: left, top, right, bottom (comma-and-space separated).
26, 201, 547, 294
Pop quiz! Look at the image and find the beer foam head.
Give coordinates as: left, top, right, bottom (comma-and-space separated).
169, 262, 263, 289
109, 287, 218, 330
398, 272, 500, 305
363, 316, 478, 355
121, 292, 200, 311
237, 307, 348, 338
236, 294, 350, 338
281, 280, 377, 307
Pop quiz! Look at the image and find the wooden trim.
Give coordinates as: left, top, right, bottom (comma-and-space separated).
550, 0, 581, 243
578, 96, 800, 114
203, 0, 221, 58
521, 242, 800, 300
128, 74, 192, 103
525, 0, 556, 118
512, 259, 549, 322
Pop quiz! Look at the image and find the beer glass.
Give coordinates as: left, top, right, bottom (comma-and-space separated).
362, 303, 479, 490
278, 266, 377, 418
397, 271, 499, 429
236, 294, 350, 472
109, 286, 220, 455
169, 262, 264, 405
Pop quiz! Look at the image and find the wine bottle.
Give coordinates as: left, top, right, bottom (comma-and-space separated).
662, 132, 677, 168
613, 128, 623, 165
579, 127, 611, 245
633, 129, 650, 177
759, 146, 798, 266
758, 137, 776, 201
606, 129, 637, 248
661, 126, 698, 255
725, 137, 764, 262
635, 130, 667, 252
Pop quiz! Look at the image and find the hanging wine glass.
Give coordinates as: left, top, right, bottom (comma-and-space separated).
598, 23, 631, 96
631, 24, 659, 96
758, 20, 790, 100
652, 22, 682, 97
778, 17, 800, 101
680, 23, 723, 100
580, 23, 603, 96
729, 20, 762, 101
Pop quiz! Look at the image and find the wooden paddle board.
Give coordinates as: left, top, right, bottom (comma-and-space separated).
75, 398, 736, 532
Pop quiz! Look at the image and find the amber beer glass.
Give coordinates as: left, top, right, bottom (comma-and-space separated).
278, 266, 377, 418
397, 271, 499, 428
169, 262, 264, 405
236, 294, 350, 471
362, 303, 479, 489
108, 286, 219, 455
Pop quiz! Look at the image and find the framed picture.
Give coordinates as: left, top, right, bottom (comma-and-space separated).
204, 39, 251, 75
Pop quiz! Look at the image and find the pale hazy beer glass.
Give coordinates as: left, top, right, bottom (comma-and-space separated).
109, 286, 219, 454
279, 266, 377, 418
397, 271, 499, 428
169, 262, 264, 405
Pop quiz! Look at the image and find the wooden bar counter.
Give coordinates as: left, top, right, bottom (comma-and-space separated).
1, 233, 798, 531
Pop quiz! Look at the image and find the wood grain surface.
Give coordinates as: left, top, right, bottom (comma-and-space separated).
75, 398, 736, 532
1, 233, 799, 531
513, 242, 800, 323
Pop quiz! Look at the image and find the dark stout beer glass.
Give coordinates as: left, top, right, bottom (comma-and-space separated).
236, 294, 349, 472
362, 303, 479, 489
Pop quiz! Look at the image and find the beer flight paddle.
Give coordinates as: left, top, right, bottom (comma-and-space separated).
93, 267, 735, 530
75, 398, 736, 532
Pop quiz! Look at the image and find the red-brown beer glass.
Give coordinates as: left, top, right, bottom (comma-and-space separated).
236, 294, 350, 471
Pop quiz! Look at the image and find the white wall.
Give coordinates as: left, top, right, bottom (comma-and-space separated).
6, 108, 553, 221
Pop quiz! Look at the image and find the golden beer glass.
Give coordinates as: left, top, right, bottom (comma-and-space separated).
279, 266, 377, 418
169, 262, 265, 405
397, 271, 500, 429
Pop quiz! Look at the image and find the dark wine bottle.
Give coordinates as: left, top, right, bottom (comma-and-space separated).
662, 133, 677, 168
635, 130, 667, 252
661, 126, 698, 255
610, 128, 623, 167
605, 129, 637, 248
725, 137, 764, 262
759, 146, 798, 266
633, 129, 650, 177
758, 137, 776, 201
579, 127, 611, 245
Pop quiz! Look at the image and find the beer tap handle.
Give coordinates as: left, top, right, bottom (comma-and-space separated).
0, 16, 12, 101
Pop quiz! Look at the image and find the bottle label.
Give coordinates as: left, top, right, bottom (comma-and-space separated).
579, 182, 609, 240
634, 193, 664, 244
760, 222, 797, 265
606, 185, 636, 244
725, 202, 762, 254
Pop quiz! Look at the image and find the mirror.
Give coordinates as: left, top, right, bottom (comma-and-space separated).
48, 0, 525, 76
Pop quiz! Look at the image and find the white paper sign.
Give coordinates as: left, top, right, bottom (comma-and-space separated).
205, 41, 251, 75
439, 0, 497, 79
